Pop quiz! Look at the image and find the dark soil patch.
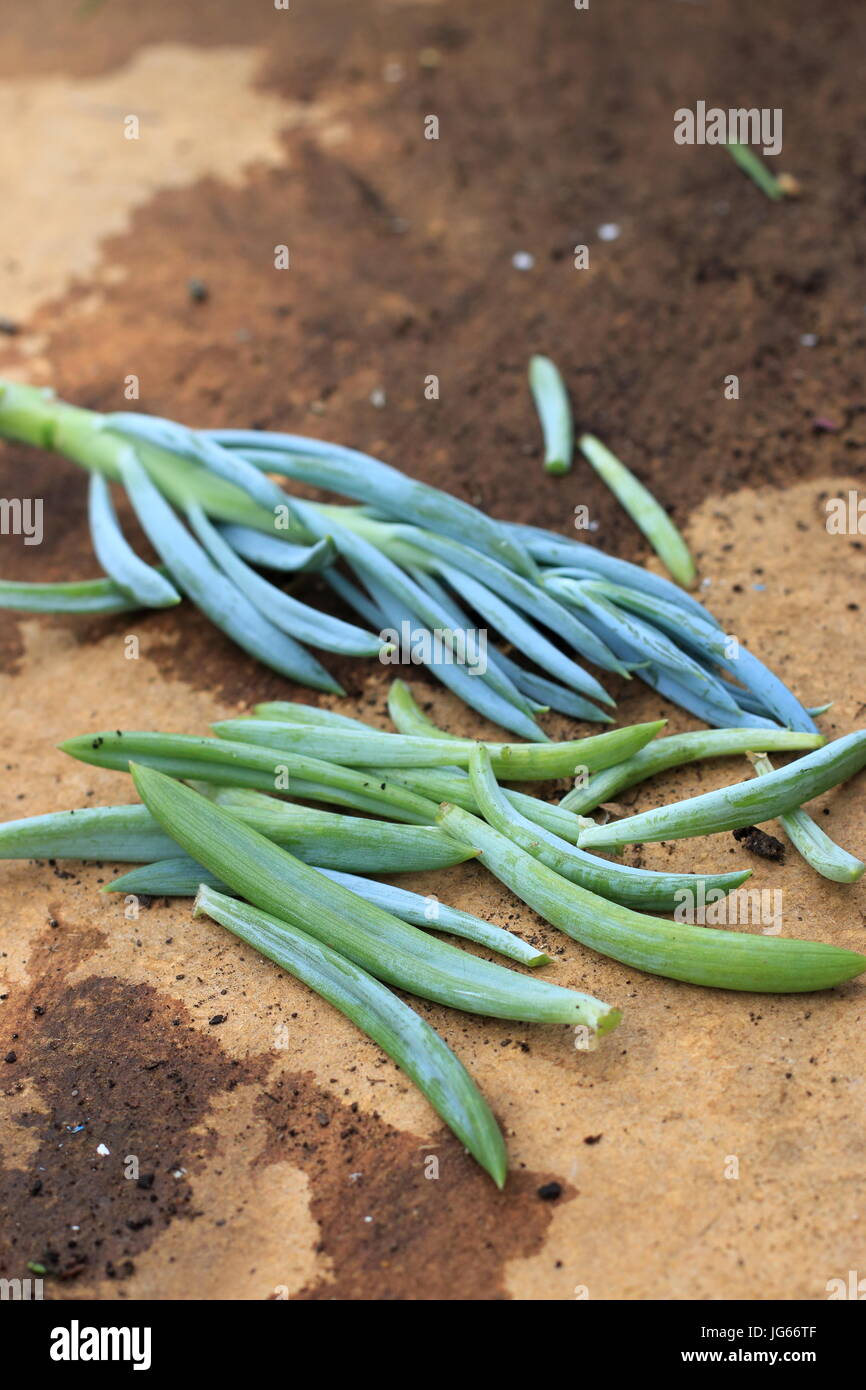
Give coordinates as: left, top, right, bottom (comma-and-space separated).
255, 1070, 572, 1301
0, 923, 264, 1286
732, 825, 786, 860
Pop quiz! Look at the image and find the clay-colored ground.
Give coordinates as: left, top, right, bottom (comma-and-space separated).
0, 1, 865, 1300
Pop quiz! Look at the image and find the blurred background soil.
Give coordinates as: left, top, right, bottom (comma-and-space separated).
0, 0, 864, 1300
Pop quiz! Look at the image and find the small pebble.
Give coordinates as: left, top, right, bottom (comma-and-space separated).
597, 223, 621, 241
537, 1180, 562, 1201
369, 388, 387, 409
511, 251, 535, 271
800, 333, 818, 347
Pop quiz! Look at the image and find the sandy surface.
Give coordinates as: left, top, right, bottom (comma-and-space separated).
0, 0, 865, 1300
